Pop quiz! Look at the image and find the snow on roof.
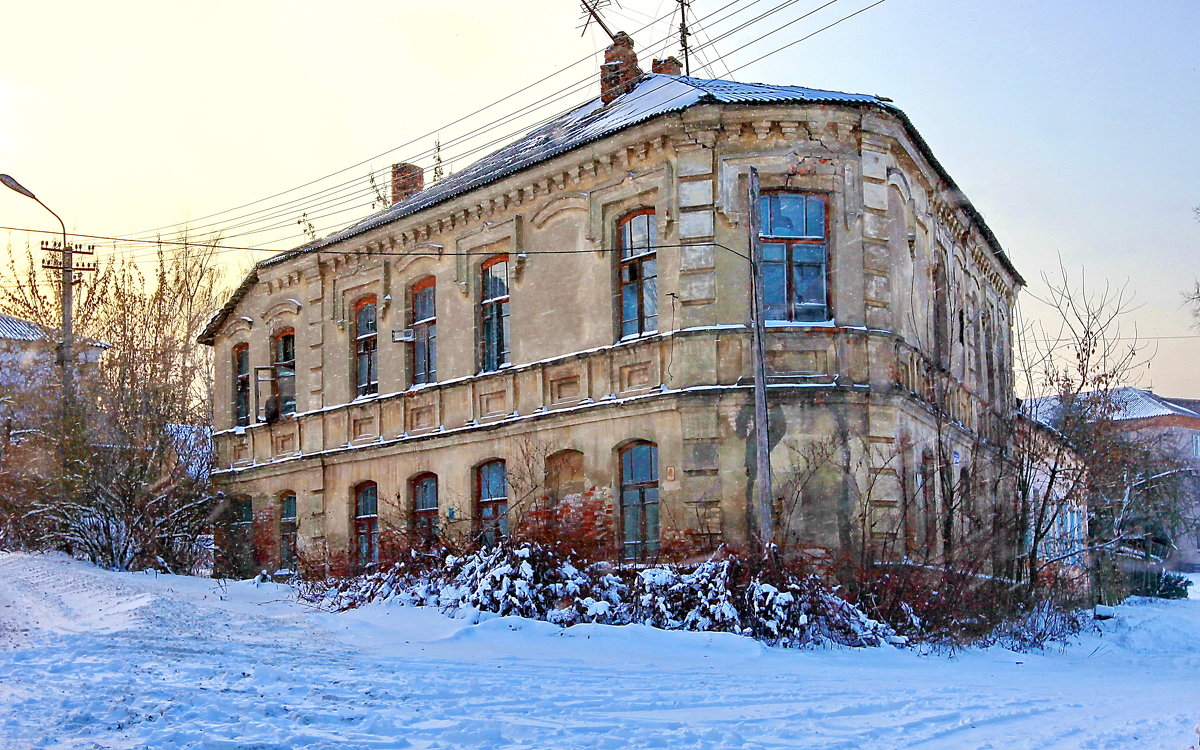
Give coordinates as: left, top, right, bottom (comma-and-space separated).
1026, 387, 1200, 426
0, 313, 51, 342
266, 75, 888, 265
201, 72, 1020, 344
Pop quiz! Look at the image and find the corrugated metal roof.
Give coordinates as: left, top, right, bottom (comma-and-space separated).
1027, 387, 1200, 426
264, 74, 890, 266
202, 71, 1021, 343
0, 313, 51, 342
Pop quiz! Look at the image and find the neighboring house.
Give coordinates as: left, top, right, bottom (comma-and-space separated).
0, 311, 105, 448
1104, 388, 1200, 572
199, 36, 1023, 576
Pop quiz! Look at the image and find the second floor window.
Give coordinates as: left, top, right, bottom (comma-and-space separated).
759, 192, 829, 322
233, 344, 250, 426
354, 297, 378, 397
354, 481, 379, 572
411, 279, 437, 385
272, 330, 296, 417
618, 210, 658, 338
480, 256, 510, 371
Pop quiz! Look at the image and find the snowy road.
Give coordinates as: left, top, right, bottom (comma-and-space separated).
0, 553, 1197, 749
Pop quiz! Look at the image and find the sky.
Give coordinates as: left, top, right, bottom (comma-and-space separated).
1, 0, 1197, 394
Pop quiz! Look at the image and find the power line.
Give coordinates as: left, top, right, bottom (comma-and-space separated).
40, 0, 892, 264
115, 0, 764, 247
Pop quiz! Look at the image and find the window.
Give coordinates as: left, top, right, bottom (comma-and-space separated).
279, 492, 297, 571
619, 442, 659, 560
232, 497, 253, 526
476, 460, 508, 546
354, 481, 379, 572
1192, 433, 1200, 459
759, 192, 828, 322
271, 330, 296, 418
226, 496, 255, 578
411, 473, 438, 544
233, 344, 250, 426
479, 256, 510, 371
410, 278, 437, 385
354, 297, 378, 397
617, 210, 658, 338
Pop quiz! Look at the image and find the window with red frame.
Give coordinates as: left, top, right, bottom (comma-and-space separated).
479, 256, 510, 371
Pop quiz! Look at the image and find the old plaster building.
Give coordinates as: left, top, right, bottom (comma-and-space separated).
200, 37, 1023, 575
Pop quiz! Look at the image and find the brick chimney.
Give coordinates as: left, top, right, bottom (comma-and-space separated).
600, 32, 643, 105
390, 163, 424, 205
651, 57, 682, 76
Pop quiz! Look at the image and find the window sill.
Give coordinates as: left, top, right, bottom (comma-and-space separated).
619, 330, 658, 342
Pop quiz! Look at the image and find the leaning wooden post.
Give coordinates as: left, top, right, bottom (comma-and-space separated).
747, 167, 773, 550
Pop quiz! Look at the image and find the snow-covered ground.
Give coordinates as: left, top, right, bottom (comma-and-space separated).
0, 553, 1196, 750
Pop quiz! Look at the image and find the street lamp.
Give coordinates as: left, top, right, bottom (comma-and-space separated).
0, 174, 75, 408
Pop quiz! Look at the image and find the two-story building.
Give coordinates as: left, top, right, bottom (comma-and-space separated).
200, 36, 1023, 575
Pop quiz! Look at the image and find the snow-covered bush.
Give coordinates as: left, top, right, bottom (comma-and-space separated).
296, 541, 897, 650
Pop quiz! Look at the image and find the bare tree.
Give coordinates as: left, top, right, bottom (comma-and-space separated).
0, 236, 226, 571
1011, 264, 1191, 592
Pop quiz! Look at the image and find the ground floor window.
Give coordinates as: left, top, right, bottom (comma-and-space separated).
411, 473, 438, 545
279, 492, 297, 571
354, 482, 379, 572
620, 442, 659, 560
476, 460, 508, 547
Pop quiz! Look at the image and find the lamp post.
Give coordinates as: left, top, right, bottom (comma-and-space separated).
0, 174, 74, 411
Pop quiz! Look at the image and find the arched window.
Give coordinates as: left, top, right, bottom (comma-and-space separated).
411, 473, 438, 544
617, 210, 658, 338
619, 441, 659, 560
479, 256, 510, 371
353, 481, 379, 571
279, 492, 297, 571
410, 277, 437, 385
232, 343, 250, 426
759, 191, 828, 322
354, 297, 378, 397
271, 329, 296, 417
475, 460, 508, 546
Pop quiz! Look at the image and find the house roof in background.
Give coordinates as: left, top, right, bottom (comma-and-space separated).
1027, 387, 1200, 426
0, 313, 50, 342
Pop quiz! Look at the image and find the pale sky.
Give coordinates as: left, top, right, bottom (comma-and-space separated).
2, 0, 1197, 394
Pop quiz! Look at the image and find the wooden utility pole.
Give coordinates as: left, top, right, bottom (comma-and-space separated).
676, 0, 692, 75
747, 168, 773, 548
